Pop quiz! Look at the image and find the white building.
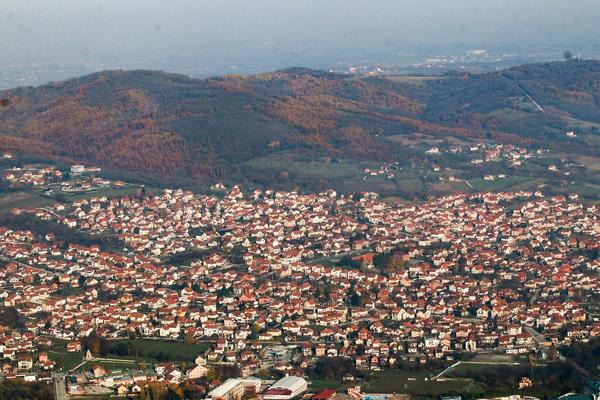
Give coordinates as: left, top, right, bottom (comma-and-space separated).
263, 376, 308, 400
71, 165, 85, 174
186, 364, 208, 380
206, 378, 261, 400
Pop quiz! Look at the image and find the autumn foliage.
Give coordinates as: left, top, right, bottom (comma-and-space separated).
1, 61, 599, 180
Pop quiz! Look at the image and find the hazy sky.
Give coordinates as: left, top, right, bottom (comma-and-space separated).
2, 0, 600, 74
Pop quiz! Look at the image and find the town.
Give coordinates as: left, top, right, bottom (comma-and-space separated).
0, 173, 599, 399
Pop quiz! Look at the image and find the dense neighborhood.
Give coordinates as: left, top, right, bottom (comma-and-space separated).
0, 180, 599, 399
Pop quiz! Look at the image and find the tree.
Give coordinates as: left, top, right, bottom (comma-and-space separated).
0, 307, 24, 329
206, 368, 219, 382
312, 357, 357, 380
147, 381, 167, 400
86, 337, 101, 355
111, 342, 131, 356
257, 368, 270, 379
182, 380, 206, 400
0, 380, 53, 400
183, 333, 196, 345
166, 384, 184, 400
81, 334, 109, 357
349, 290, 361, 307
564, 50, 574, 60
139, 386, 147, 400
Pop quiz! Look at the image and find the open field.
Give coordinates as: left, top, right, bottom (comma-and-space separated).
0, 191, 55, 213
48, 350, 84, 371
48, 351, 144, 373
109, 339, 210, 362
444, 359, 563, 399
468, 176, 533, 191
46, 337, 211, 372
308, 378, 344, 390
363, 370, 470, 396
384, 75, 447, 85
0, 184, 151, 215
383, 132, 474, 148
361, 355, 564, 398
79, 358, 139, 372
243, 153, 363, 180
60, 185, 146, 202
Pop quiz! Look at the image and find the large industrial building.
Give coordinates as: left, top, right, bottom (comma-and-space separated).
263, 376, 308, 400
205, 378, 262, 400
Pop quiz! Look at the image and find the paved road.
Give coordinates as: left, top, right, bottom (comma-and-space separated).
529, 288, 541, 305
463, 180, 475, 190
503, 73, 546, 113
0, 255, 57, 277
53, 373, 67, 400
433, 361, 461, 379
524, 326, 546, 347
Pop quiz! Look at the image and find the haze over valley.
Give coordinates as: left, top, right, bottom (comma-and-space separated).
1, 2, 600, 400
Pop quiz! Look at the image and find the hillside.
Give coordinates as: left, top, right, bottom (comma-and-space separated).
0, 60, 599, 187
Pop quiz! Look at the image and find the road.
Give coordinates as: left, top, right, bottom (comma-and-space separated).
433, 360, 461, 379
530, 288, 541, 305
503, 73, 546, 113
0, 255, 57, 277
53, 373, 67, 400
524, 326, 546, 348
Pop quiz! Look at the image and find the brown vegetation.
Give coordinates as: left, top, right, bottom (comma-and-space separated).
0, 61, 599, 181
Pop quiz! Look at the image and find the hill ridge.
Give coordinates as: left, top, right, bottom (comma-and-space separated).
1, 59, 599, 184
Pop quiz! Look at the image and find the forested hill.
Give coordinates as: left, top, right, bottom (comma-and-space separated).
0, 59, 599, 182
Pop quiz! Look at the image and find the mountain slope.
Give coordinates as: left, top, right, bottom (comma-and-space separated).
1, 60, 599, 182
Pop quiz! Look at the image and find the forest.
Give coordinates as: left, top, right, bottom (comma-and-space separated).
0, 60, 599, 188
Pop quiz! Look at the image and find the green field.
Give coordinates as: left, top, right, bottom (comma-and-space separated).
109, 339, 211, 362
469, 176, 533, 191
308, 378, 344, 390
46, 337, 211, 371
244, 153, 362, 179
0, 184, 151, 215
47, 351, 145, 373
61, 185, 159, 202
81, 358, 139, 371
48, 350, 84, 371
0, 191, 56, 213
363, 370, 470, 396
444, 360, 564, 399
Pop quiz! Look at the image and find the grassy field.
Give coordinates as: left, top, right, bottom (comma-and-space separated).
444, 360, 563, 399
363, 370, 470, 396
46, 337, 211, 371
109, 339, 211, 362
60, 184, 164, 202
469, 176, 533, 191
0, 191, 56, 213
244, 153, 362, 179
361, 356, 554, 398
0, 184, 151, 215
48, 350, 84, 371
308, 378, 343, 390
82, 358, 139, 371
580, 184, 600, 199
384, 75, 447, 85
47, 351, 146, 373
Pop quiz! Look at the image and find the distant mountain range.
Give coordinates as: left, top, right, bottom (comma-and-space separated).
1, 60, 599, 185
